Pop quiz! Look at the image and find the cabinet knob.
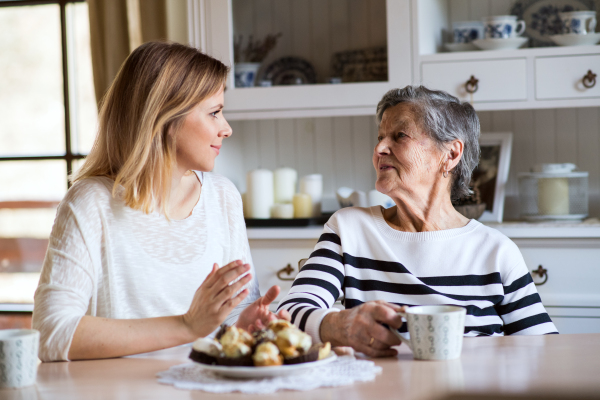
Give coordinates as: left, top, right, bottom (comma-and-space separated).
465, 75, 479, 93
583, 70, 597, 88
531, 265, 548, 286
276, 263, 296, 281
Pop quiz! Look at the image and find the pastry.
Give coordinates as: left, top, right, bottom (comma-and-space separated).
252, 328, 277, 348
188, 322, 331, 368
188, 337, 223, 365
252, 342, 283, 367
268, 319, 294, 333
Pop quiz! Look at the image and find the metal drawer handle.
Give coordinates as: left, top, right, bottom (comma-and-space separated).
276, 263, 296, 281
465, 75, 479, 93
531, 265, 548, 286
583, 70, 597, 88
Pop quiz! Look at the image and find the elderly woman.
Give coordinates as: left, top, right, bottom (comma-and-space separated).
277, 86, 557, 357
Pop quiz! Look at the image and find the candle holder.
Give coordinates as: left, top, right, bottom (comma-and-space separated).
518, 164, 588, 221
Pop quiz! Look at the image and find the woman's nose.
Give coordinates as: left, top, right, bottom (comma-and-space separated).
220, 120, 233, 138
375, 139, 390, 155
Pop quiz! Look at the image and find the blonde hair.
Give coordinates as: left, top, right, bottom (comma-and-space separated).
72, 41, 229, 216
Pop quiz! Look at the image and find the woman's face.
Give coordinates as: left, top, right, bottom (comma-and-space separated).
175, 87, 232, 172
373, 103, 445, 198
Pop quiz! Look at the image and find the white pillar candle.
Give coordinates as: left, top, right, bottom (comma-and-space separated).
271, 203, 295, 219
299, 174, 323, 217
274, 168, 298, 203
246, 169, 274, 219
538, 177, 569, 215
293, 193, 312, 218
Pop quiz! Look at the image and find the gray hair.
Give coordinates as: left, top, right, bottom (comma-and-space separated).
376, 85, 480, 200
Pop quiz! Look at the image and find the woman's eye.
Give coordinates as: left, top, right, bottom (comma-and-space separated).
377, 136, 384, 142
210, 110, 221, 118
395, 132, 406, 140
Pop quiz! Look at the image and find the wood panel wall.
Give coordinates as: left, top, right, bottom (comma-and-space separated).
215, 107, 600, 219
232, 0, 387, 84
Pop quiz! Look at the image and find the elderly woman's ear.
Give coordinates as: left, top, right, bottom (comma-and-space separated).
441, 139, 464, 175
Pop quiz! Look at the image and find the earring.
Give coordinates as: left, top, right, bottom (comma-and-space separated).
443, 170, 448, 178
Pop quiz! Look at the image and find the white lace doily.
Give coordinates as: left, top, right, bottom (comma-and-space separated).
156, 356, 382, 394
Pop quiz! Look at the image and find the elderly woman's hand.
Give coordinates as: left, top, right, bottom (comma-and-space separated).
319, 301, 405, 357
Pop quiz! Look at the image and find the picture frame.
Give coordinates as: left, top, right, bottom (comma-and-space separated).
474, 132, 513, 223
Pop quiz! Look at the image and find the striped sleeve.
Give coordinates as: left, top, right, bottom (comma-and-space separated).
276, 224, 344, 343
497, 263, 558, 335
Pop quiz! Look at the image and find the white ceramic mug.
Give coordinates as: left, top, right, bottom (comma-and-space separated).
482, 15, 526, 39
390, 305, 466, 360
452, 21, 485, 43
0, 329, 40, 389
559, 11, 597, 35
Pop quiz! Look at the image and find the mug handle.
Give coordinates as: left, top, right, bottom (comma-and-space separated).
588, 16, 597, 34
515, 20, 526, 36
388, 311, 412, 351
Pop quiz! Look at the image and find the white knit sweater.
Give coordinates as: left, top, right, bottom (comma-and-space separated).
32, 172, 260, 362
277, 206, 558, 342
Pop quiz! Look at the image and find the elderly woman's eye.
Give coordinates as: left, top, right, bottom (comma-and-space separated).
395, 132, 406, 140
377, 136, 384, 142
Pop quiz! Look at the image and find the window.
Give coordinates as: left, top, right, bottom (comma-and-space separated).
0, 0, 97, 306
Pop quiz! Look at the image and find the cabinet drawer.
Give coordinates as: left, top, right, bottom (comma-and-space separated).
515, 242, 600, 307
421, 59, 527, 103
535, 55, 600, 100
248, 239, 317, 302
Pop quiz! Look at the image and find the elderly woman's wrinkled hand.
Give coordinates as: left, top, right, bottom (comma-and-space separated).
320, 300, 405, 357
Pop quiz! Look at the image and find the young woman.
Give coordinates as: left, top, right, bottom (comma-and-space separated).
32, 41, 288, 362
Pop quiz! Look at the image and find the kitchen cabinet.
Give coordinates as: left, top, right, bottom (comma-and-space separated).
188, 0, 412, 120
248, 225, 600, 334
413, 0, 600, 110
535, 54, 600, 100
421, 58, 528, 103
191, 0, 600, 117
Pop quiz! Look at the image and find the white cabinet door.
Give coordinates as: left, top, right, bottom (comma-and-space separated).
516, 244, 600, 308
535, 55, 600, 100
248, 238, 317, 301
193, 0, 412, 119
421, 58, 527, 103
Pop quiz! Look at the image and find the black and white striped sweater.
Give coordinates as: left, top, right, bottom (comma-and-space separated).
277, 206, 558, 342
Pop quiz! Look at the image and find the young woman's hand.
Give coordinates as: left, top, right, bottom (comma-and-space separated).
235, 285, 291, 332
182, 260, 252, 339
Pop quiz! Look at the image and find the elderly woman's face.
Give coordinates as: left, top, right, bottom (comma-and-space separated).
373, 103, 445, 197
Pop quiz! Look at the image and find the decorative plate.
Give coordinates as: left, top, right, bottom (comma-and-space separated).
510, 0, 596, 47
193, 353, 337, 379
260, 57, 317, 86
472, 37, 529, 51
550, 32, 600, 45
444, 42, 479, 52
331, 47, 388, 83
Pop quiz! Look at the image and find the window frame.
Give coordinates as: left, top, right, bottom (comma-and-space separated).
0, 0, 88, 187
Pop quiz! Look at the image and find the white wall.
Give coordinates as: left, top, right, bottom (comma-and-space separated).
214, 107, 600, 219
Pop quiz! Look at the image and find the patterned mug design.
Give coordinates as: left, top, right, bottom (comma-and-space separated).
482, 16, 526, 39
452, 21, 484, 44
391, 305, 466, 361
559, 11, 597, 35
0, 329, 39, 389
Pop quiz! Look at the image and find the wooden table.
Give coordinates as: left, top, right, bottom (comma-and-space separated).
2, 334, 600, 400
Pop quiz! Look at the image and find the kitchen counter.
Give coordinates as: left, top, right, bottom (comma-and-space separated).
247, 219, 600, 239
4, 334, 599, 399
